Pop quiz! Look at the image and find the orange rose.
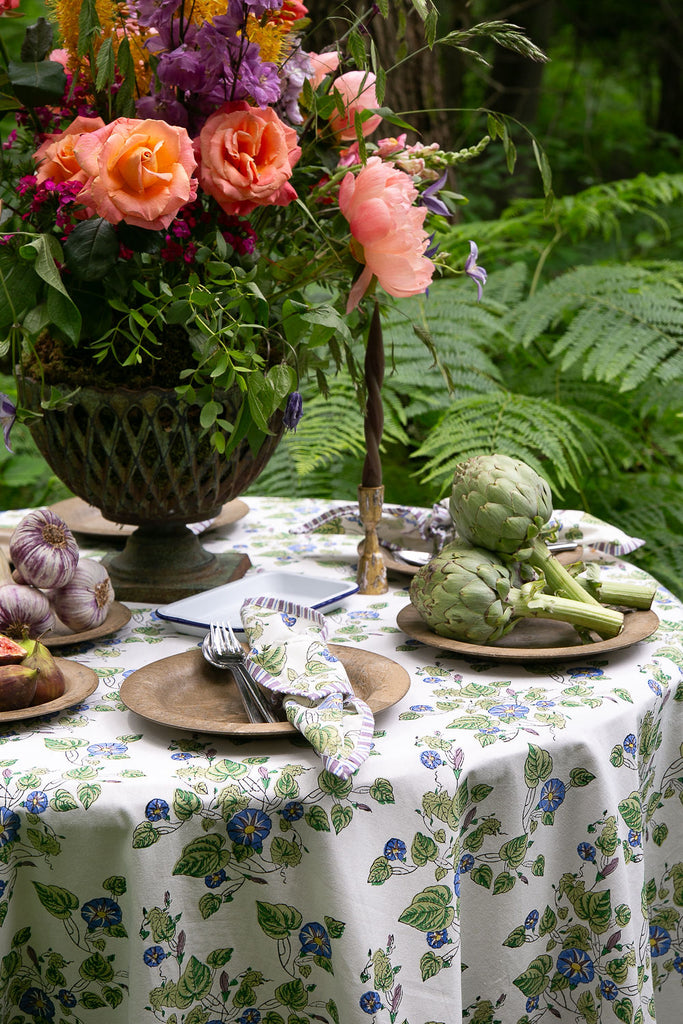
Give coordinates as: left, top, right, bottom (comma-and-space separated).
74, 117, 197, 230
33, 116, 106, 185
197, 101, 301, 217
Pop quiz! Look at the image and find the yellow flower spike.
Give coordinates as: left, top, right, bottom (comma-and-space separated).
244, 16, 290, 66
48, 0, 153, 95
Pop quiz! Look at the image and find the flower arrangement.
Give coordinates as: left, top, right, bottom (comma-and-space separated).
0, 0, 542, 456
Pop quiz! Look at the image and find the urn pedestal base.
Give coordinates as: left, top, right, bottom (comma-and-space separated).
101, 524, 251, 603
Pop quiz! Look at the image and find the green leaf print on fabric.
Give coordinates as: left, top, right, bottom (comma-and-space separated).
398, 885, 454, 932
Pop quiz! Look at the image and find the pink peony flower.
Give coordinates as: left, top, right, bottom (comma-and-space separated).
33, 116, 106, 185
74, 117, 197, 231
328, 71, 382, 141
339, 156, 434, 312
308, 50, 340, 88
196, 101, 301, 217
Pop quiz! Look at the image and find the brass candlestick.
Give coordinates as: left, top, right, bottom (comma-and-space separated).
357, 302, 388, 595
357, 485, 388, 594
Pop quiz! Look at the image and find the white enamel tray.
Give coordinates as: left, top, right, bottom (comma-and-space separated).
156, 571, 359, 635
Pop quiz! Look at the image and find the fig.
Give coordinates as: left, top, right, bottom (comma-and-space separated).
0, 634, 27, 665
20, 639, 66, 706
0, 665, 37, 711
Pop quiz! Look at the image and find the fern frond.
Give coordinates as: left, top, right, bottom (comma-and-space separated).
412, 391, 611, 498
509, 263, 683, 391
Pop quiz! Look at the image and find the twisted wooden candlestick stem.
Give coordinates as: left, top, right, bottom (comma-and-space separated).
357, 302, 388, 594
361, 300, 384, 489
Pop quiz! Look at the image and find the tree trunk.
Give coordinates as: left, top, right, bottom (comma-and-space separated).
486, 0, 555, 123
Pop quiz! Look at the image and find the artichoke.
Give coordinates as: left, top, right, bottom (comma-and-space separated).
409, 542, 623, 643
449, 454, 602, 609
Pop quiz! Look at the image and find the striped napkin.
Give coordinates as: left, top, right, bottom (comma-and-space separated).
239, 597, 374, 779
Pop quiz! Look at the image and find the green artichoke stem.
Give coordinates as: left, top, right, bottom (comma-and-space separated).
578, 577, 656, 610
515, 589, 624, 640
528, 538, 603, 607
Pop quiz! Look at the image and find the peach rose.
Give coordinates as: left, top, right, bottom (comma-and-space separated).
197, 101, 301, 217
33, 116, 106, 185
328, 71, 382, 142
339, 156, 434, 312
308, 50, 340, 88
74, 117, 197, 231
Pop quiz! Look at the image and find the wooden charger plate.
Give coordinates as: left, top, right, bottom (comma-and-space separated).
47, 497, 249, 538
396, 604, 660, 662
0, 657, 98, 723
43, 601, 132, 649
120, 644, 410, 737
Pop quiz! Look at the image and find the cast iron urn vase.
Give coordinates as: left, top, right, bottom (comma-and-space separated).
18, 376, 284, 602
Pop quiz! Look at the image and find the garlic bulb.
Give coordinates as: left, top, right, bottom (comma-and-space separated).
10, 510, 79, 589
0, 584, 54, 640
50, 559, 114, 632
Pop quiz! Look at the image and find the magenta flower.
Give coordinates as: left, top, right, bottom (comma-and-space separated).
465, 240, 487, 300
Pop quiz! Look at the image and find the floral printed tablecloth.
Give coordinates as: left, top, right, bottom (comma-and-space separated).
0, 496, 681, 1024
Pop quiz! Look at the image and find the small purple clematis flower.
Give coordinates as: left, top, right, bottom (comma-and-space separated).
283, 391, 303, 431
0, 393, 16, 453
465, 240, 487, 301
419, 171, 450, 218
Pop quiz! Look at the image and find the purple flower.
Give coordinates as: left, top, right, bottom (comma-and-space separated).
0, 393, 16, 453
419, 171, 450, 217
283, 391, 303, 431
465, 240, 487, 301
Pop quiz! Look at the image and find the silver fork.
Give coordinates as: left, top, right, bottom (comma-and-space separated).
202, 621, 279, 724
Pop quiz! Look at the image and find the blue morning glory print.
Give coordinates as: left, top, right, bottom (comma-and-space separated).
145, 798, 170, 821
24, 790, 48, 813
383, 838, 407, 861
18, 987, 55, 1020
80, 897, 123, 930
299, 922, 332, 957
57, 989, 77, 1008
204, 868, 227, 888
227, 808, 272, 848
600, 979, 618, 1000
538, 778, 566, 812
0, 807, 20, 847
489, 703, 529, 719
238, 1010, 262, 1024
577, 843, 596, 862
459, 854, 474, 872
525, 910, 539, 930
282, 801, 304, 821
280, 613, 297, 626
649, 925, 671, 956
143, 945, 166, 966
623, 733, 637, 755
426, 929, 448, 948
360, 991, 382, 1013
87, 742, 128, 756
556, 948, 595, 985
420, 750, 442, 769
